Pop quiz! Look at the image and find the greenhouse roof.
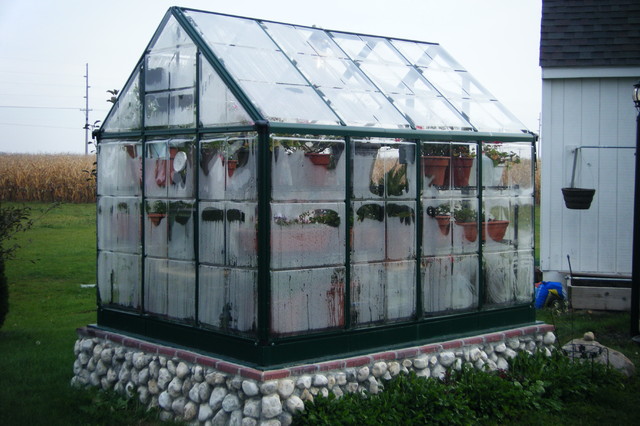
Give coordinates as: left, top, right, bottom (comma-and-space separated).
101, 7, 529, 137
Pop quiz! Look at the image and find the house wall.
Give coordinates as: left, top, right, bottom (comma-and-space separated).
540, 72, 639, 282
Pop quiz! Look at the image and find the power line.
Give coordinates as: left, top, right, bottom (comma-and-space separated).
0, 105, 85, 110
0, 122, 81, 130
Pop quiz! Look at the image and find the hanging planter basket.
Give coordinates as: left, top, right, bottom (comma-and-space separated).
561, 187, 596, 210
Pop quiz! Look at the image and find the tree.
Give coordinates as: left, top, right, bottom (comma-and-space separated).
0, 204, 33, 328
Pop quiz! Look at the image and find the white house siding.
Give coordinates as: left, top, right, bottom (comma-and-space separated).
540, 74, 638, 282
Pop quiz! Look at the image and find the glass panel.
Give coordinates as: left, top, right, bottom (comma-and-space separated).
168, 200, 195, 260
484, 251, 516, 305
450, 142, 478, 193
145, 92, 169, 127
145, 140, 169, 198
352, 140, 384, 199
351, 261, 415, 326
351, 201, 385, 263
97, 251, 141, 309
145, 257, 168, 315
150, 15, 193, 51
386, 201, 416, 261
199, 201, 225, 265
423, 198, 453, 257
198, 265, 257, 334
144, 199, 168, 258
320, 87, 410, 128
271, 136, 346, 201
185, 11, 276, 49
145, 88, 196, 128
97, 197, 141, 254
483, 197, 514, 250
101, 68, 142, 133
422, 254, 478, 314
515, 251, 535, 304
166, 260, 195, 320
270, 203, 345, 269
514, 198, 534, 250
240, 81, 340, 125
199, 58, 253, 127
97, 141, 142, 197
167, 138, 195, 198
271, 267, 345, 336
490, 142, 534, 194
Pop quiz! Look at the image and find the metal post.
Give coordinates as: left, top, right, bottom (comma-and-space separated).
631, 83, 640, 339
84, 63, 89, 155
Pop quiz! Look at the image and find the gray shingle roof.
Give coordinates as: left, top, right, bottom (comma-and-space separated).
540, 0, 640, 67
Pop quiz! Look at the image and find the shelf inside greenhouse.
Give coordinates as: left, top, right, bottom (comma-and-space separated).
94, 7, 537, 367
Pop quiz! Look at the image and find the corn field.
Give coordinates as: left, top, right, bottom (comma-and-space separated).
0, 154, 96, 203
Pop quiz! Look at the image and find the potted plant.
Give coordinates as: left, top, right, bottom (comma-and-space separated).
453, 204, 478, 242
146, 200, 166, 226
451, 145, 476, 188
426, 203, 451, 236
170, 201, 193, 226
482, 143, 521, 186
422, 143, 450, 187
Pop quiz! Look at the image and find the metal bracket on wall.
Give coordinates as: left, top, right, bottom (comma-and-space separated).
569, 145, 636, 188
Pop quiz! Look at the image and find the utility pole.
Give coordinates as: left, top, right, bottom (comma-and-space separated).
83, 63, 90, 155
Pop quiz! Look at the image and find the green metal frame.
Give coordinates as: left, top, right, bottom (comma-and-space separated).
94, 7, 538, 367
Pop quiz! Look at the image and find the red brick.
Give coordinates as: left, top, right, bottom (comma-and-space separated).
462, 336, 484, 346
240, 367, 263, 381
107, 333, 125, 345
372, 351, 396, 361
318, 360, 346, 371
289, 364, 319, 375
157, 346, 177, 358
503, 329, 524, 338
483, 333, 503, 343
537, 324, 555, 333
176, 350, 198, 363
195, 356, 218, 368
216, 361, 240, 375
262, 370, 291, 380
521, 326, 540, 336
419, 344, 442, 354
138, 342, 158, 354
344, 356, 371, 368
440, 340, 463, 350
395, 348, 419, 359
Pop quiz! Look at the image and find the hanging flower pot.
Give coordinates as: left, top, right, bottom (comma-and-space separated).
452, 157, 474, 187
484, 220, 510, 242
148, 213, 166, 227
435, 215, 451, 236
561, 187, 595, 210
421, 156, 450, 187
305, 152, 332, 167
456, 222, 478, 242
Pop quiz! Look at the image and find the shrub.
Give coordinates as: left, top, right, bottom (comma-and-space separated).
0, 204, 33, 328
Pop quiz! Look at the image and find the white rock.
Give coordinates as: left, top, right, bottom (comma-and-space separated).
147, 379, 159, 395
229, 409, 243, 426
474, 359, 486, 370
176, 362, 190, 379
167, 377, 183, 398
319, 387, 329, 398
429, 356, 439, 367
279, 411, 293, 426
230, 376, 243, 390
286, 395, 304, 413
95, 360, 108, 376
212, 409, 228, 425
277, 379, 295, 398
189, 383, 201, 403
149, 361, 160, 379
184, 401, 197, 421
402, 359, 413, 368
439, 351, 456, 367
138, 385, 150, 404
415, 368, 430, 378
198, 382, 211, 402
92, 344, 104, 358
372, 362, 387, 378
138, 367, 149, 385
507, 338, 520, 350
130, 369, 139, 386
494, 343, 507, 353
106, 368, 118, 383
242, 418, 258, 426
432, 364, 446, 379
497, 357, 509, 370
198, 403, 213, 422
357, 366, 370, 382
100, 348, 113, 364
313, 374, 328, 387
296, 376, 311, 389
222, 394, 241, 412
504, 348, 518, 359
243, 380, 260, 396
260, 380, 278, 395
259, 420, 281, 426
485, 359, 498, 371
158, 368, 172, 389
172, 396, 187, 416
335, 372, 347, 386
132, 352, 147, 370
78, 352, 90, 366
413, 356, 428, 369
158, 391, 172, 410
346, 382, 359, 393
81, 339, 94, 352
332, 386, 344, 397
543, 332, 556, 345
469, 348, 482, 362
262, 394, 283, 418
209, 386, 228, 411
167, 360, 176, 375
388, 362, 400, 376
244, 398, 261, 418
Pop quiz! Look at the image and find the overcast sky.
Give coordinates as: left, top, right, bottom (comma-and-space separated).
0, 0, 542, 154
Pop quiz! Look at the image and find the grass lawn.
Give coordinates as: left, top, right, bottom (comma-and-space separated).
1, 202, 638, 425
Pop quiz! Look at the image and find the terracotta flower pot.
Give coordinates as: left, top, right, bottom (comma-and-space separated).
452, 157, 474, 187
435, 215, 451, 236
227, 159, 238, 177
422, 156, 450, 187
484, 220, 509, 242
148, 213, 165, 227
305, 152, 332, 166
456, 222, 478, 242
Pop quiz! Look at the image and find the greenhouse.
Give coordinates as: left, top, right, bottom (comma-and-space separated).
94, 7, 537, 367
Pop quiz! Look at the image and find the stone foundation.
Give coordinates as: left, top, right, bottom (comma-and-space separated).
72, 324, 556, 425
